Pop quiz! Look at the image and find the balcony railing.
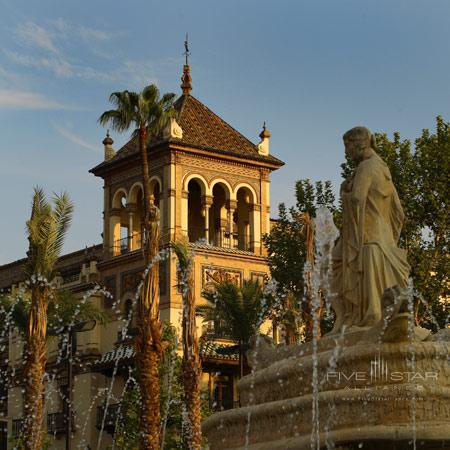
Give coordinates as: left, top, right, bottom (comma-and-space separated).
113, 233, 143, 256
96, 403, 121, 434
47, 412, 67, 435
12, 418, 24, 438
0, 338, 8, 366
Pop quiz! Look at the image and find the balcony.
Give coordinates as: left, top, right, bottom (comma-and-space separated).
47, 412, 66, 435
113, 233, 142, 256
96, 403, 120, 434
0, 339, 8, 364
12, 418, 24, 438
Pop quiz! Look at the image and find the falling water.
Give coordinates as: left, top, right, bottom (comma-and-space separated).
307, 207, 339, 450
243, 279, 280, 449
406, 279, 417, 450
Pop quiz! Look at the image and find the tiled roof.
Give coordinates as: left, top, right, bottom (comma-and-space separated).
92, 339, 238, 366
199, 340, 239, 361
92, 94, 283, 172
93, 344, 135, 366
173, 95, 283, 165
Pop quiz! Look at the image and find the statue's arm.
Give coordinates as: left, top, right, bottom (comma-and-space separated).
391, 187, 404, 242
349, 162, 372, 270
350, 161, 372, 206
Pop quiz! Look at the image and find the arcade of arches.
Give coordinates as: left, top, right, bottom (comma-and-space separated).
109, 180, 161, 256
108, 177, 261, 255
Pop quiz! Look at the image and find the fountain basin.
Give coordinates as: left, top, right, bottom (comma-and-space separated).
202, 337, 450, 449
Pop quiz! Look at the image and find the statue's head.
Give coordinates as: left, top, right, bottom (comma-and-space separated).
343, 126, 377, 162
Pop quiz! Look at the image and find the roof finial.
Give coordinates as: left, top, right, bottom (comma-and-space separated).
102, 130, 115, 160
184, 33, 190, 65
259, 121, 271, 139
181, 33, 192, 95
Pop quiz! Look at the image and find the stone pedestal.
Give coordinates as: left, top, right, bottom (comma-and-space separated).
202, 331, 450, 449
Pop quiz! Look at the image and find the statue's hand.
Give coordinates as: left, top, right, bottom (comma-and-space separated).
341, 177, 353, 193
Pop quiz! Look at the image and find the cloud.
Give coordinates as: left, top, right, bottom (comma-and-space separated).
16, 21, 59, 54
51, 18, 115, 44
6, 51, 72, 77
53, 123, 101, 153
5, 50, 112, 81
0, 66, 20, 87
0, 89, 73, 109
6, 20, 177, 87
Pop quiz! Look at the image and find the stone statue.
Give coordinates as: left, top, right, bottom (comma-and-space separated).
330, 126, 410, 332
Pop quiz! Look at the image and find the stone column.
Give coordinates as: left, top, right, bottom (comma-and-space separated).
165, 154, 176, 241
181, 189, 189, 236
226, 199, 237, 248
202, 195, 213, 244
109, 208, 121, 256
126, 203, 137, 251
250, 204, 261, 254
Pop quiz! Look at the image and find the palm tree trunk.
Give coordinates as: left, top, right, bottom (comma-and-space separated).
181, 273, 202, 449
136, 125, 163, 450
23, 285, 49, 450
140, 126, 151, 226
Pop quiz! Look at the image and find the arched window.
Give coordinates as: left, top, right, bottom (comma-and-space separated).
236, 187, 253, 251
187, 179, 205, 242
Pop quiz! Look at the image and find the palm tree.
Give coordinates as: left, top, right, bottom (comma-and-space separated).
171, 239, 202, 449
199, 279, 273, 379
22, 187, 74, 450
1, 288, 105, 448
99, 84, 175, 449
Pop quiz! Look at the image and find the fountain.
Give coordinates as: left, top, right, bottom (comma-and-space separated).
202, 127, 450, 449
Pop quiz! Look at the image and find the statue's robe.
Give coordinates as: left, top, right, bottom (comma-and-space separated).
331, 152, 410, 330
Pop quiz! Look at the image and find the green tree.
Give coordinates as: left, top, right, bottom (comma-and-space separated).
22, 187, 74, 450
263, 180, 337, 342
0, 289, 106, 336
99, 84, 175, 449
198, 280, 274, 378
112, 324, 212, 450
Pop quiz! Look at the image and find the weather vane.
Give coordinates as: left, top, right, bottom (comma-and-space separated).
183, 33, 190, 65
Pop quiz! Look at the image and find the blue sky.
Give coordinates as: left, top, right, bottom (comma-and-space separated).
1, 0, 449, 263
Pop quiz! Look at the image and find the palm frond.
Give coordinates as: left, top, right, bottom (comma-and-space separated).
170, 239, 191, 272
25, 188, 73, 279
142, 84, 159, 105
47, 289, 107, 329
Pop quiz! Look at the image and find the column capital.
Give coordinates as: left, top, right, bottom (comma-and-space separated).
202, 195, 214, 207
109, 208, 122, 217
227, 199, 238, 210
250, 204, 262, 212
126, 203, 137, 213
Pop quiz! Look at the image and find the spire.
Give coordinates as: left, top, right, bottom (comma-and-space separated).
102, 129, 113, 146
181, 33, 192, 95
259, 121, 271, 139
102, 130, 115, 161
257, 122, 271, 156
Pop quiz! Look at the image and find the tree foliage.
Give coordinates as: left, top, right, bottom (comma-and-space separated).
265, 117, 449, 337
111, 324, 212, 450
198, 279, 275, 376
22, 187, 74, 450
0, 288, 106, 336
263, 180, 337, 342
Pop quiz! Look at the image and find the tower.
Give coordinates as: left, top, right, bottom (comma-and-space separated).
90, 58, 284, 329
